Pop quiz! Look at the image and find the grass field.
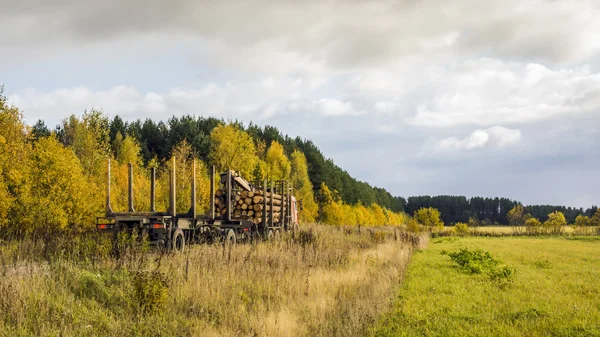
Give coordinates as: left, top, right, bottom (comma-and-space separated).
0, 225, 422, 337
372, 236, 600, 337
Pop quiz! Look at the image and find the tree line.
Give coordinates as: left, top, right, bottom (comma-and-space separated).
406, 195, 598, 226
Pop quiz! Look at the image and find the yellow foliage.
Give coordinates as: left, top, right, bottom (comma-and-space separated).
414, 207, 444, 231
29, 136, 92, 232
545, 211, 566, 227
525, 217, 542, 227
265, 141, 291, 181
318, 183, 334, 205
574, 215, 591, 227
0, 92, 32, 235
209, 124, 258, 178
317, 183, 407, 227
290, 150, 317, 223
159, 141, 211, 215
370, 204, 387, 226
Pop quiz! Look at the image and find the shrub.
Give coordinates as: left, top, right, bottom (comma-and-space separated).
446, 248, 500, 274
445, 248, 516, 287
454, 223, 469, 235
133, 269, 171, 315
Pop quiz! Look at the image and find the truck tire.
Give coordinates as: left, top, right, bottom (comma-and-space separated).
225, 229, 237, 246
170, 229, 185, 253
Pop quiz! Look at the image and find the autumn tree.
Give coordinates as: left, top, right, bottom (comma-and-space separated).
29, 136, 91, 234
0, 87, 32, 237
290, 150, 317, 222
157, 140, 211, 215
110, 135, 152, 212
574, 215, 591, 227
58, 110, 111, 178
265, 141, 291, 181
544, 211, 566, 234
209, 124, 257, 178
507, 205, 527, 226
592, 209, 600, 226
370, 204, 387, 226
414, 207, 444, 231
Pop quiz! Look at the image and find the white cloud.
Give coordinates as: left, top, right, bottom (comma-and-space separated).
435, 126, 522, 152
317, 99, 359, 116
409, 59, 600, 127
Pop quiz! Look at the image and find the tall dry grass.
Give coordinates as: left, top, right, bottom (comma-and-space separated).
0, 224, 424, 337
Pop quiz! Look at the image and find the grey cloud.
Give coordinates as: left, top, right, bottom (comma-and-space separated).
1, 0, 599, 70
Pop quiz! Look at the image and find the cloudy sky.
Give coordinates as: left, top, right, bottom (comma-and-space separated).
2, 0, 599, 207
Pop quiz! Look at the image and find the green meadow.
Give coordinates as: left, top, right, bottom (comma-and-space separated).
373, 236, 600, 337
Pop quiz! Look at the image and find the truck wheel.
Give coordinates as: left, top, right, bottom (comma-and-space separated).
225, 229, 237, 246
170, 229, 185, 253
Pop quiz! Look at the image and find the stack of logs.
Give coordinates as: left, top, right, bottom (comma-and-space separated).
214, 189, 287, 225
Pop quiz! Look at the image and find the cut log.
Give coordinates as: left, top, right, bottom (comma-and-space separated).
216, 189, 224, 197
244, 197, 252, 205
241, 190, 248, 198
266, 192, 282, 200
241, 203, 248, 210
253, 196, 263, 203
248, 210, 254, 217
248, 191, 255, 198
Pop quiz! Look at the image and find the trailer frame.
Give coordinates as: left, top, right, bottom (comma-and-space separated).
96, 158, 298, 252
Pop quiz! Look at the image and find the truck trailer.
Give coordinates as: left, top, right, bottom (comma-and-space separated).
96, 158, 300, 252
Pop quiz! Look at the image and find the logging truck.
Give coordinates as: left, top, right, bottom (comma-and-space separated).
96, 158, 301, 252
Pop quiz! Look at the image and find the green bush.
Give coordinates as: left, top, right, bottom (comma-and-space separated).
445, 248, 516, 287
446, 248, 500, 274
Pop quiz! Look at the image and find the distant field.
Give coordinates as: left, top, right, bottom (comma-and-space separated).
372, 236, 600, 337
442, 226, 600, 235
